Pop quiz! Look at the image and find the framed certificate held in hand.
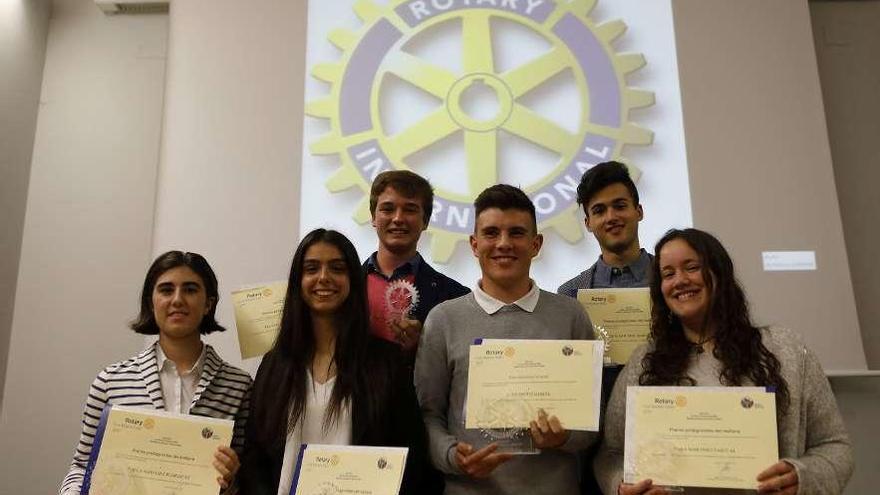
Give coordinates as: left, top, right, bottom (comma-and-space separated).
81, 405, 233, 495
290, 444, 408, 495
465, 339, 603, 431
624, 386, 778, 490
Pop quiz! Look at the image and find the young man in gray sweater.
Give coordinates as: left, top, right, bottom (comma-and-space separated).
414, 184, 596, 495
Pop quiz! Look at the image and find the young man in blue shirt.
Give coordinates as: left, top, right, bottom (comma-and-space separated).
557, 161, 652, 494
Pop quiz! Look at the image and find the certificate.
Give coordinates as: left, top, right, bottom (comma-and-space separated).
465, 339, 603, 431
577, 288, 651, 366
290, 444, 408, 495
231, 281, 287, 359
81, 405, 233, 495
624, 386, 778, 490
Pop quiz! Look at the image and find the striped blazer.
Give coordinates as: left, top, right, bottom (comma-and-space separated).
59, 343, 252, 495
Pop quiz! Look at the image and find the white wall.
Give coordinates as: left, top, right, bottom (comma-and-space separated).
0, 0, 51, 411
672, 0, 865, 371
811, 0, 880, 369
830, 376, 880, 495
154, 0, 306, 375
0, 1, 167, 492
810, 2, 880, 492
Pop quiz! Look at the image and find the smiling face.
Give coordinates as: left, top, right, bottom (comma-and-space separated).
371, 186, 427, 257
470, 207, 543, 300
152, 266, 212, 341
300, 242, 351, 317
659, 238, 712, 333
585, 182, 643, 256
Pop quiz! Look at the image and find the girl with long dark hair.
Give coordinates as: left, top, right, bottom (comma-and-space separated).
239, 229, 426, 495
595, 229, 853, 495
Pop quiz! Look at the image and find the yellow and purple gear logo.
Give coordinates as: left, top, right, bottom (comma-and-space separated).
307, 0, 653, 262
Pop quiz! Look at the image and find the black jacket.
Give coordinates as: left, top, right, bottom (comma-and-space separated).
239, 338, 428, 495
361, 255, 468, 495
362, 254, 470, 324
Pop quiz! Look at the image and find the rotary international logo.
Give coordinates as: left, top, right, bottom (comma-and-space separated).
143, 418, 155, 430
674, 395, 687, 408
307, 0, 653, 262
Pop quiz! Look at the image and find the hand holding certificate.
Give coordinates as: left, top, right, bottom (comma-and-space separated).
81, 405, 234, 495
465, 339, 603, 432
290, 445, 408, 495
624, 386, 778, 490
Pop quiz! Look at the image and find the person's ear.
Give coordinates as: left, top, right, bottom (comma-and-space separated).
531, 233, 544, 257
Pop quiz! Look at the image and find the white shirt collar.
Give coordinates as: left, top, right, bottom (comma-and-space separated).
473, 279, 541, 314
155, 341, 206, 376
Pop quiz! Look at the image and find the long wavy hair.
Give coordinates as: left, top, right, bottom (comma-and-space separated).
250, 229, 380, 445
639, 228, 789, 413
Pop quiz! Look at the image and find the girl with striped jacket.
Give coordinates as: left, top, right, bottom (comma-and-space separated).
59, 251, 252, 495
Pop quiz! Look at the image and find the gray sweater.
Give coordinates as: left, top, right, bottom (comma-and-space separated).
594, 326, 854, 495
414, 290, 597, 495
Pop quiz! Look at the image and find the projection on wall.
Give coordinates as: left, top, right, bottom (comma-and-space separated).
301, 0, 690, 289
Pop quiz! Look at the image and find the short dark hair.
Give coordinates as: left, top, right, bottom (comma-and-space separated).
369, 170, 434, 225
130, 251, 225, 335
576, 161, 640, 215
473, 184, 537, 233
